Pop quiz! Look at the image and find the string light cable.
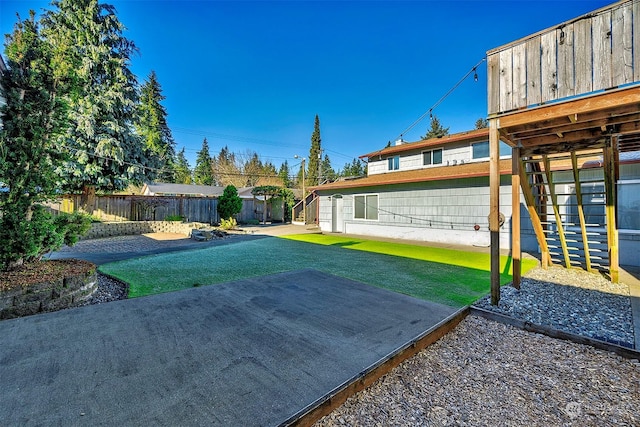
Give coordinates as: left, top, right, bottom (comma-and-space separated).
353, 197, 488, 230
395, 57, 486, 143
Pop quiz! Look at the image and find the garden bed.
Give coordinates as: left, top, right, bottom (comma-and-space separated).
0, 260, 98, 319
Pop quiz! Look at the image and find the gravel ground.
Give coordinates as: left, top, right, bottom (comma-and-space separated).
315, 267, 640, 426
474, 266, 634, 348
315, 315, 640, 427
74, 273, 129, 307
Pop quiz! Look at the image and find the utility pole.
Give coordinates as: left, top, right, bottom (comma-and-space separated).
295, 155, 306, 223
318, 149, 322, 185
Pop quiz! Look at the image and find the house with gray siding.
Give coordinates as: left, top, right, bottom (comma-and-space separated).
311, 129, 640, 266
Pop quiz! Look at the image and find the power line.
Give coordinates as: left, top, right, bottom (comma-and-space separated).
172, 127, 358, 163
395, 57, 486, 142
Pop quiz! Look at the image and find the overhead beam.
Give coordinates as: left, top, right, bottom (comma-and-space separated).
497, 86, 640, 128
509, 111, 640, 141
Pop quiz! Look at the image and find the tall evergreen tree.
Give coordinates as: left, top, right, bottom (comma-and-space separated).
421, 115, 450, 139
0, 12, 66, 269
42, 0, 149, 212
321, 154, 337, 182
194, 138, 214, 185
278, 160, 291, 188
307, 115, 322, 186
136, 70, 175, 181
173, 147, 192, 184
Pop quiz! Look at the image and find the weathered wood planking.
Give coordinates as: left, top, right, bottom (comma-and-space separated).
557, 24, 575, 99
488, 0, 640, 115
593, 11, 612, 91
526, 37, 542, 106
612, 3, 633, 86
512, 43, 527, 109
499, 49, 513, 112
574, 18, 593, 95
541, 31, 558, 103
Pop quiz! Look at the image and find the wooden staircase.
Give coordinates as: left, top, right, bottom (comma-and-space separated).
521, 149, 611, 273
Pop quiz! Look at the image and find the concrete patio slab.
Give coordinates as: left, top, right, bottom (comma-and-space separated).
0, 269, 457, 426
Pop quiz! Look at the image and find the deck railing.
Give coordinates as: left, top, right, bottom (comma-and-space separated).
488, 0, 640, 116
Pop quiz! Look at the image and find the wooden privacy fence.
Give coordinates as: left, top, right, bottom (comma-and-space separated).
47, 195, 222, 224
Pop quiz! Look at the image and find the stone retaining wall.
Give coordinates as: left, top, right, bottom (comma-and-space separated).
83, 221, 210, 240
0, 270, 98, 320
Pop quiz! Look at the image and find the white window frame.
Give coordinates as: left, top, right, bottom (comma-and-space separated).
422, 148, 443, 166
471, 140, 512, 161
387, 156, 400, 171
353, 194, 379, 221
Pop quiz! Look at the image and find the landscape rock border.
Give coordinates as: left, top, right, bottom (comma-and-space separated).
0, 260, 98, 320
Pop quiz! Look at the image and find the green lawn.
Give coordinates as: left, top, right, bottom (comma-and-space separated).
100, 234, 537, 307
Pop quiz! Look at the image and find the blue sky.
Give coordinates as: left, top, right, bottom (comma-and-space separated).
1, 0, 609, 170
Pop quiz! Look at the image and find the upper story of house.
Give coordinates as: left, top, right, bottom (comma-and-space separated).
361, 128, 511, 176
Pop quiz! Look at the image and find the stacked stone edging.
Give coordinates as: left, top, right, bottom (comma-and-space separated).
0, 270, 98, 320
83, 221, 210, 240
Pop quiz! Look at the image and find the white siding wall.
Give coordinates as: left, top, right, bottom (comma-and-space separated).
318, 163, 640, 266
317, 176, 538, 251
367, 141, 499, 175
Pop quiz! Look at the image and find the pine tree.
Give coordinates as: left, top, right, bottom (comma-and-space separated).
341, 158, 365, 177
321, 154, 336, 182
217, 185, 242, 220
173, 147, 192, 184
42, 0, 148, 212
421, 115, 450, 139
307, 115, 322, 186
475, 118, 489, 129
136, 70, 175, 181
278, 160, 292, 188
194, 138, 214, 185
0, 12, 66, 269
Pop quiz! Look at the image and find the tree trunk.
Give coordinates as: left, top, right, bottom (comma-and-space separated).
80, 185, 97, 215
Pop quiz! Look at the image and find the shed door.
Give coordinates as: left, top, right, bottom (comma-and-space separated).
332, 196, 343, 233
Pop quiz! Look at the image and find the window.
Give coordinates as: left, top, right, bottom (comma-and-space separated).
387, 156, 400, 171
618, 180, 640, 231
423, 149, 443, 166
354, 194, 378, 220
472, 140, 512, 159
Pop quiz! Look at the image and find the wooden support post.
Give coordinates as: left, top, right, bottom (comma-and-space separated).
571, 151, 592, 272
603, 140, 620, 283
543, 155, 572, 269
519, 159, 551, 267
490, 119, 501, 305
512, 147, 521, 289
